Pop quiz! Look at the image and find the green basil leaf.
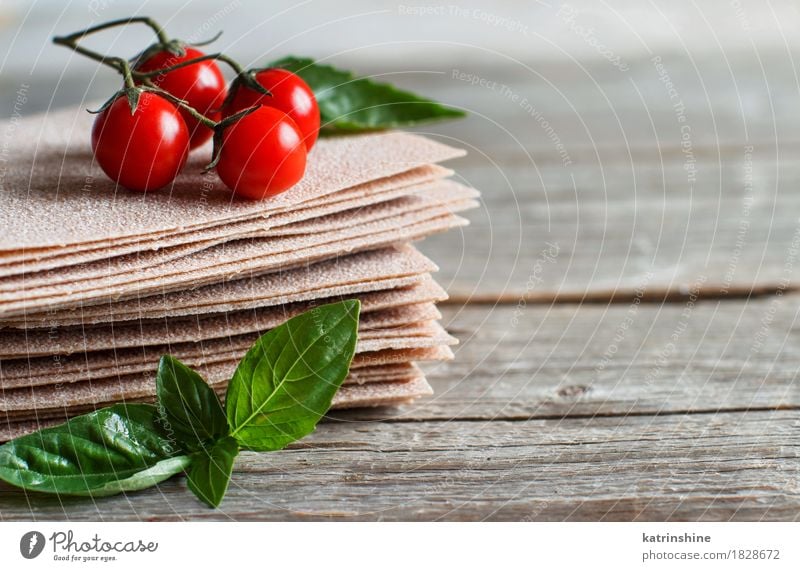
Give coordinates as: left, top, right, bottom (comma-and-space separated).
186, 436, 239, 508
80, 456, 191, 496
0, 404, 187, 496
156, 355, 228, 452
226, 300, 360, 451
270, 56, 465, 132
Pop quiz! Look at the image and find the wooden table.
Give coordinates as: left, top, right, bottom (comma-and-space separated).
1, 53, 799, 521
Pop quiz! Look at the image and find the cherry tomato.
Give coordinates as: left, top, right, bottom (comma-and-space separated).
91, 92, 189, 192
215, 106, 307, 200
135, 46, 227, 149
224, 68, 320, 149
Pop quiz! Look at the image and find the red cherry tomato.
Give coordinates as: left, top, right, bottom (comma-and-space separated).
136, 46, 227, 149
91, 92, 189, 192
215, 106, 307, 200
224, 68, 320, 149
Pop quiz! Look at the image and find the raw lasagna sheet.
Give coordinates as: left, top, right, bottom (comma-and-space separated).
5, 246, 444, 327
0, 297, 440, 358
0, 318, 455, 363
0, 333, 454, 415
0, 342, 454, 389
0, 354, 440, 413
0, 107, 473, 441
0, 165, 451, 271
0, 106, 465, 252
0, 211, 469, 317
0, 376, 435, 435
0, 302, 444, 383
0, 182, 476, 292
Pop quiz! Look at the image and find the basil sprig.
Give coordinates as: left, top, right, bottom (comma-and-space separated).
156, 355, 228, 452
270, 56, 466, 133
186, 436, 239, 508
226, 300, 359, 451
0, 404, 191, 496
0, 300, 360, 508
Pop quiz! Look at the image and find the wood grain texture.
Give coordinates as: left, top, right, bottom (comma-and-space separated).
9, 55, 800, 299
421, 147, 800, 300
2, 51, 800, 521
332, 299, 800, 421
1, 301, 797, 521
407, 54, 800, 300
0, 411, 796, 521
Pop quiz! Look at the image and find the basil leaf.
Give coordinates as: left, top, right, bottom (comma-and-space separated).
226, 300, 360, 451
186, 436, 239, 508
82, 456, 191, 496
156, 355, 228, 452
0, 404, 187, 496
270, 56, 465, 133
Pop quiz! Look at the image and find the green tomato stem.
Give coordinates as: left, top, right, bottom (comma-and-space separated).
52, 17, 269, 146
119, 60, 136, 89
52, 36, 126, 73
131, 52, 246, 79
53, 17, 221, 129
54, 16, 169, 46
141, 84, 219, 129
52, 17, 168, 78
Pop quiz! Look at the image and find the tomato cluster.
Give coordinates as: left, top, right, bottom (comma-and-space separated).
91, 46, 320, 200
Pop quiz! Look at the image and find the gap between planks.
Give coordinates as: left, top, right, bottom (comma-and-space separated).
338, 405, 800, 424
443, 284, 787, 306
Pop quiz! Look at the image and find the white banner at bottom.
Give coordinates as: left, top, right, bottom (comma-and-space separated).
0, 522, 797, 570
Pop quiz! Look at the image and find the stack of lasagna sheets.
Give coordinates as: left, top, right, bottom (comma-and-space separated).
0, 107, 478, 441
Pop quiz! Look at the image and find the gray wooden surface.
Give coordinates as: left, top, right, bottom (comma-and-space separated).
2, 51, 800, 521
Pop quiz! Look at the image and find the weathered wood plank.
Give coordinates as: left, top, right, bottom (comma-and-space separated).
1, 411, 796, 521
9, 55, 800, 299
328, 299, 800, 421
411, 55, 800, 299
1, 303, 798, 521
1, 34, 798, 523
4, 297, 795, 428
423, 147, 800, 299
403, 58, 800, 301
11, 52, 800, 155
407, 48, 800, 164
